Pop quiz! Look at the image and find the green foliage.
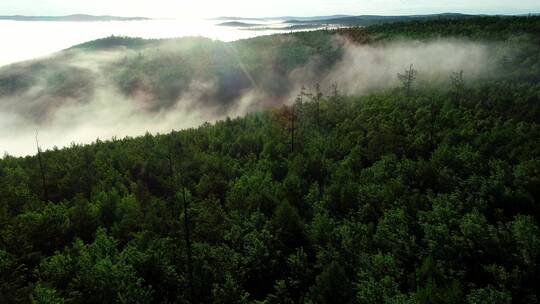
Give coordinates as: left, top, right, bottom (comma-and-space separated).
369, 15, 540, 42
466, 287, 512, 304
37, 229, 153, 303
308, 261, 353, 303
31, 284, 65, 304
1, 15, 540, 304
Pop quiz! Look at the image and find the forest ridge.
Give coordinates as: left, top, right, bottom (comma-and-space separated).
0, 16, 540, 303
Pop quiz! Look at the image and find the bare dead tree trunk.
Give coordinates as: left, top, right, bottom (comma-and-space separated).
291, 103, 296, 153
430, 102, 437, 151
183, 186, 194, 302
35, 131, 49, 202
451, 70, 465, 104
315, 83, 323, 130
331, 83, 339, 99
84, 149, 92, 200
168, 140, 194, 302
398, 64, 417, 99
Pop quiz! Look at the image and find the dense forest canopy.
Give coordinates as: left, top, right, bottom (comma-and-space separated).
1, 15, 540, 303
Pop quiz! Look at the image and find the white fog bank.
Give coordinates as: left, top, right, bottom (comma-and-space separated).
0, 19, 306, 67
0, 38, 508, 157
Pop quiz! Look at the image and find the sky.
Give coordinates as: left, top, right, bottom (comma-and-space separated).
1, 0, 539, 18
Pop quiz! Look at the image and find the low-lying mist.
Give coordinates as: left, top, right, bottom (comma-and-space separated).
321, 38, 496, 94
0, 34, 508, 156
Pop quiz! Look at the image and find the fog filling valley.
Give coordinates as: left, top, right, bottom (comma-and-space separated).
0, 36, 507, 156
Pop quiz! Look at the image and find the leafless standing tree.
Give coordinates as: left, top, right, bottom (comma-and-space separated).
314, 83, 324, 129
167, 140, 194, 302
450, 70, 465, 103
398, 64, 418, 98
35, 131, 49, 202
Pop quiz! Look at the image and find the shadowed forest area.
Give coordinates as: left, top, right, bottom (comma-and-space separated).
1, 16, 540, 303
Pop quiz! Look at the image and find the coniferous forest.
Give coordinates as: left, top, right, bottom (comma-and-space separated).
1, 16, 540, 303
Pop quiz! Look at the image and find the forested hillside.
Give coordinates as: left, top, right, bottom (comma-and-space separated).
1, 16, 540, 303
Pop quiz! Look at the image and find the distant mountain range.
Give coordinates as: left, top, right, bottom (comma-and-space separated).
0, 14, 150, 22
211, 15, 354, 21
213, 13, 480, 27
275, 15, 355, 21
217, 21, 260, 27
284, 13, 477, 25
210, 16, 271, 21
211, 13, 482, 30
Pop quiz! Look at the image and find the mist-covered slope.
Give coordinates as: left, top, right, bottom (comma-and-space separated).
1, 15, 540, 303
0, 16, 539, 156
1, 47, 540, 304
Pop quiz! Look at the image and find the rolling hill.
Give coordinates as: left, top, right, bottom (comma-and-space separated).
1, 15, 540, 303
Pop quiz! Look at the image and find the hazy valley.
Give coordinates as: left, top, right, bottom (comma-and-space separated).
1, 11, 540, 304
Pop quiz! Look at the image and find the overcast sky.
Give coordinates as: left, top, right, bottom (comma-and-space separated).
1, 0, 539, 18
